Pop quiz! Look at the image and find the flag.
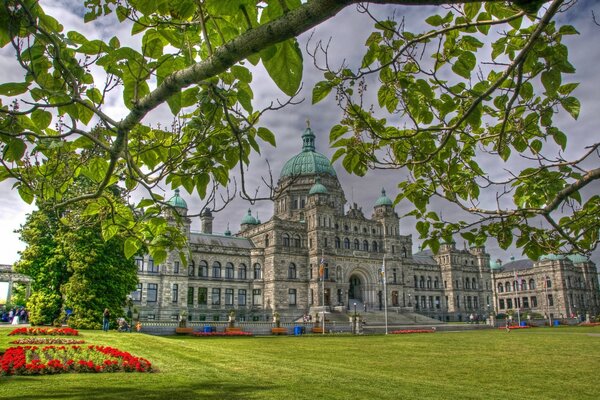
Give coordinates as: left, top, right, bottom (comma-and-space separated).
319, 257, 325, 280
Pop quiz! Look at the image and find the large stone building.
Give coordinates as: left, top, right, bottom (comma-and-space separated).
132, 127, 599, 323
490, 255, 600, 321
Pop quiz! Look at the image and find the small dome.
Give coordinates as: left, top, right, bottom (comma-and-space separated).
375, 188, 393, 207
224, 223, 232, 236
490, 259, 503, 270
241, 209, 258, 225
309, 177, 328, 195
168, 189, 188, 209
279, 128, 337, 179
567, 254, 588, 264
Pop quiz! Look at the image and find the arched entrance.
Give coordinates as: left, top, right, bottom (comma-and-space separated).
348, 275, 362, 302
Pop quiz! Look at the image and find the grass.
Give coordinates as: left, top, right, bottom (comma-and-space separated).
1, 325, 599, 399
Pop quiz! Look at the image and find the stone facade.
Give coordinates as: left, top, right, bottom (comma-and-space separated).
132, 128, 498, 323
491, 256, 600, 321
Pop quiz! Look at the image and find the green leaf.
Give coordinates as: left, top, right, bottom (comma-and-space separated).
124, 237, 141, 259
0, 82, 30, 96
31, 109, 52, 130
425, 15, 444, 27
558, 25, 579, 35
231, 65, 252, 83
312, 81, 334, 105
330, 125, 349, 142
560, 96, 580, 120
101, 221, 119, 241
257, 127, 276, 146
3, 139, 27, 162
260, 39, 303, 97
464, 3, 480, 20
452, 52, 476, 79
541, 69, 561, 95
82, 201, 102, 216
149, 248, 167, 265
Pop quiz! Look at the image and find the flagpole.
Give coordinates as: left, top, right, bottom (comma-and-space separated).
321, 250, 325, 335
383, 255, 388, 335
514, 271, 521, 326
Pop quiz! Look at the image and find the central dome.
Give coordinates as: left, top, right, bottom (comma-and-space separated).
279, 127, 336, 179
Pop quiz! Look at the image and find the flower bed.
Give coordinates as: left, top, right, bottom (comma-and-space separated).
578, 322, 600, 327
8, 327, 80, 336
191, 331, 253, 337
10, 338, 86, 345
1, 345, 152, 376
497, 325, 531, 330
390, 329, 435, 334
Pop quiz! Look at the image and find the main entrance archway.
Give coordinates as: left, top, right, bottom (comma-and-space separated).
348, 275, 362, 302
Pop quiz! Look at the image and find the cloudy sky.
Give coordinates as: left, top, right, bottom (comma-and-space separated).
0, 0, 599, 277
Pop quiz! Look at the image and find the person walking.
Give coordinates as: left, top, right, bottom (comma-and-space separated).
102, 308, 111, 332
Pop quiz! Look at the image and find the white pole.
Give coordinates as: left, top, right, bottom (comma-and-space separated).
514, 271, 521, 326
322, 250, 325, 335
383, 255, 388, 335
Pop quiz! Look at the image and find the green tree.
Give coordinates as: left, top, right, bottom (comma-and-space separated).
0, 0, 597, 260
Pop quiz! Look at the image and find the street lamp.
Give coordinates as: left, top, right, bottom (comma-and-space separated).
408, 293, 412, 307
353, 302, 357, 334
126, 295, 133, 331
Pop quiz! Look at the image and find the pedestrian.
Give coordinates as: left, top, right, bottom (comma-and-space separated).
102, 308, 111, 331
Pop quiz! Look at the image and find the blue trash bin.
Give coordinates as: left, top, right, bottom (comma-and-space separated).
520, 321, 526, 327
204, 326, 212, 333
294, 326, 302, 336
553, 320, 560, 327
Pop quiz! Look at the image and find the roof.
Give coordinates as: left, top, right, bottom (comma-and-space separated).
241, 209, 258, 225
499, 259, 534, 272
190, 232, 254, 249
309, 177, 328, 195
280, 128, 336, 179
412, 249, 439, 266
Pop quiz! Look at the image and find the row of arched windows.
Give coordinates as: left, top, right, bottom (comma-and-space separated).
414, 275, 440, 290
188, 260, 262, 280
334, 237, 380, 252
282, 233, 302, 248
497, 278, 542, 293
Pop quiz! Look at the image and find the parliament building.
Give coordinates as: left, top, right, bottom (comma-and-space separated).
131, 128, 599, 323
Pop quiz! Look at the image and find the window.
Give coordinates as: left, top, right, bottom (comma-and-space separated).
288, 263, 297, 279
507, 298, 513, 309
187, 287, 194, 305
174, 261, 180, 274
225, 262, 234, 279
372, 241, 378, 252
529, 279, 536, 290
521, 279, 527, 290
498, 283, 504, 293
473, 297, 478, 309
414, 296, 419, 310
499, 299, 505, 309
283, 233, 290, 247
289, 289, 297, 306
393, 269, 397, 284
522, 297, 529, 308
435, 296, 441, 309
253, 289, 262, 305
427, 277, 432, 289
238, 263, 247, 280
147, 283, 158, 302
225, 289, 234, 306
505, 281, 511, 292
363, 240, 369, 251
238, 289, 247, 306
512, 281, 518, 292
188, 261, 195, 276
353, 239, 360, 250
344, 238, 350, 249
456, 295, 460, 308
135, 257, 144, 272
293, 235, 301, 248
402, 247, 408, 258
434, 278, 439, 289
420, 276, 425, 289
392, 291, 399, 306
148, 258, 159, 273
335, 237, 341, 248
531, 296, 538, 307
324, 237, 328, 247
132, 283, 142, 301
211, 288, 221, 305
198, 288, 207, 305
414, 275, 418, 288
253, 263, 262, 280
199, 260, 208, 277
472, 278, 477, 290
212, 261, 221, 278
465, 278, 470, 289
548, 294, 554, 306
546, 278, 552, 288
172, 284, 179, 303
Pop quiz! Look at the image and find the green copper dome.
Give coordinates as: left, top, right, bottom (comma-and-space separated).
280, 128, 336, 179
490, 259, 503, 270
168, 189, 188, 209
241, 209, 258, 225
567, 254, 588, 263
309, 177, 328, 195
539, 254, 566, 261
375, 188, 393, 207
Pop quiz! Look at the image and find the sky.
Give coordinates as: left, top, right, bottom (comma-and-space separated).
0, 0, 599, 272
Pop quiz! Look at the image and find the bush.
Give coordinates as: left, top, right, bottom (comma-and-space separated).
26, 291, 62, 326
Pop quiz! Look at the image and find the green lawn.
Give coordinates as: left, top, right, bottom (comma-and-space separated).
1, 326, 598, 399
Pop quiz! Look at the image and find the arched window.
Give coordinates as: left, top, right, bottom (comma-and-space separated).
212, 261, 221, 278
253, 263, 262, 280
465, 278, 470, 289
472, 278, 477, 290
283, 233, 290, 247
528, 279, 535, 290
498, 282, 504, 292
372, 241, 378, 252
419, 276, 425, 288
188, 260, 195, 276
353, 239, 360, 250
427, 277, 432, 289
238, 263, 247, 280
521, 279, 527, 290
505, 281, 511, 292
288, 263, 297, 279
363, 240, 369, 251
512, 281, 518, 291
434, 278, 439, 289
414, 275, 418, 288
335, 237, 341, 248
293, 234, 301, 248
546, 278, 552, 288
225, 262, 234, 279
199, 260, 208, 277
344, 238, 350, 249
402, 247, 407, 258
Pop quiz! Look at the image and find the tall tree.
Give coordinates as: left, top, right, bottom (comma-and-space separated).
0, 0, 597, 260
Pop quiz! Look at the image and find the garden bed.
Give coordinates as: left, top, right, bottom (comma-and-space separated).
8, 327, 80, 336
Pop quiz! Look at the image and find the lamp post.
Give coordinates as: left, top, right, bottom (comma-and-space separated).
353, 302, 357, 334
126, 295, 133, 332
408, 293, 412, 307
